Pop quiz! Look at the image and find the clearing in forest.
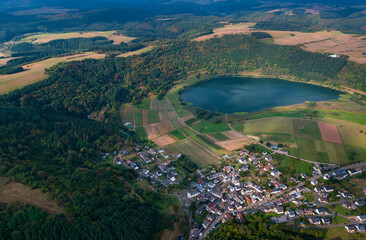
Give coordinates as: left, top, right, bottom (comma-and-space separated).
18, 31, 134, 44
318, 121, 342, 144
0, 182, 65, 215
117, 46, 155, 58
0, 52, 106, 94
194, 23, 366, 63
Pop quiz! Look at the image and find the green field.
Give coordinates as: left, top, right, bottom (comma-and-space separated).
150, 99, 172, 111
323, 117, 366, 149
231, 123, 244, 133
326, 111, 366, 125
165, 92, 192, 118
190, 120, 230, 133
148, 110, 160, 124
289, 137, 329, 163
191, 135, 227, 155
244, 117, 294, 135
208, 132, 230, 141
276, 155, 313, 175
328, 204, 357, 217
135, 126, 148, 140
293, 119, 321, 139
169, 130, 187, 140
165, 139, 220, 168
332, 215, 351, 225
259, 133, 295, 146
120, 105, 134, 123
179, 127, 197, 137
250, 110, 307, 119
136, 99, 151, 110
135, 110, 142, 126
170, 118, 185, 129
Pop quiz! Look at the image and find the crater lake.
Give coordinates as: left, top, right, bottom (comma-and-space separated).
181, 77, 342, 113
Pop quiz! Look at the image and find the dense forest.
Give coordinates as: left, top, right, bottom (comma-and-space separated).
206, 216, 325, 240
0, 106, 171, 239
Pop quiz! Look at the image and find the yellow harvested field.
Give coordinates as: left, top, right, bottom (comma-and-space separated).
216, 138, 253, 151
19, 31, 135, 44
0, 52, 106, 94
267, 30, 366, 64
193, 23, 255, 41
0, 57, 18, 66
153, 134, 177, 147
0, 182, 65, 214
117, 46, 155, 58
322, 117, 366, 149
193, 23, 366, 63
146, 121, 174, 139
222, 130, 245, 139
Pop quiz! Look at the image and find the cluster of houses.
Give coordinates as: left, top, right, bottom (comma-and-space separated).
323, 167, 362, 181
345, 224, 366, 233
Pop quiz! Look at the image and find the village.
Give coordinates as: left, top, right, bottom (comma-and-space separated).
106, 142, 366, 240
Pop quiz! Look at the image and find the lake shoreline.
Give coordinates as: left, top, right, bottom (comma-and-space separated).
180, 76, 343, 114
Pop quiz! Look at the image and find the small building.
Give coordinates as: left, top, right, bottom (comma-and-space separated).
323, 186, 334, 192
345, 225, 357, 233
356, 224, 366, 232
187, 190, 200, 198
275, 206, 284, 214
357, 215, 366, 223
310, 179, 318, 186
308, 217, 321, 225
322, 217, 331, 225
285, 210, 296, 218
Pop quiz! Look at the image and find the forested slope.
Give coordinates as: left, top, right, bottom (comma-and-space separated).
2, 34, 358, 116
0, 107, 165, 239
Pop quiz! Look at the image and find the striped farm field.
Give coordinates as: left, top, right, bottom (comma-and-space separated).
158, 111, 176, 121
170, 118, 185, 129
135, 126, 148, 140
169, 130, 187, 140
148, 110, 160, 124
207, 132, 230, 141
165, 138, 220, 168
191, 135, 229, 155
244, 117, 294, 135
318, 121, 342, 144
119, 105, 134, 123
150, 99, 172, 111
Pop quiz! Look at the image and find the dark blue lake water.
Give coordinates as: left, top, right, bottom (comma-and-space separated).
181, 77, 342, 113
